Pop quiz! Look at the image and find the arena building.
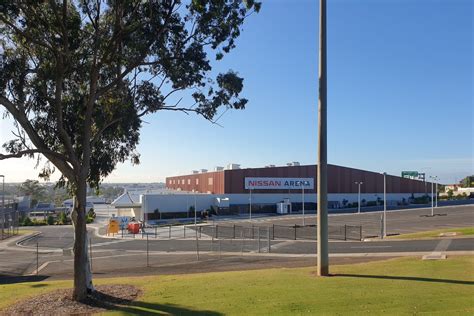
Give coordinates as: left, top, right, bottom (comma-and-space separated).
133, 163, 432, 221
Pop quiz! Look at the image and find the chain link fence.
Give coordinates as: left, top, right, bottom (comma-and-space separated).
1, 209, 19, 240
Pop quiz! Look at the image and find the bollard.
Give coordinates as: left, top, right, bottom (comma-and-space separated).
199, 226, 202, 239
215, 225, 218, 239
251, 224, 254, 239
121, 227, 123, 238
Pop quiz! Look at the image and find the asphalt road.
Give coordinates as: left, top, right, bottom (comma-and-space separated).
1, 203, 472, 280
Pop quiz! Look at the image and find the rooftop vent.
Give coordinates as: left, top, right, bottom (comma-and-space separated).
192, 170, 199, 174
226, 163, 240, 170
200, 169, 208, 173
214, 166, 224, 171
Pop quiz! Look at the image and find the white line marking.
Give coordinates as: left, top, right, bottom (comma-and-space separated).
350, 245, 392, 249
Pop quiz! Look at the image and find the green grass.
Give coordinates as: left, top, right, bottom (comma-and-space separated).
1, 256, 473, 315
391, 227, 474, 239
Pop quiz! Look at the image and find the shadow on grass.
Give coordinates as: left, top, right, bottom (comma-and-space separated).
336, 274, 474, 285
88, 288, 223, 316
0, 275, 49, 285
111, 302, 223, 315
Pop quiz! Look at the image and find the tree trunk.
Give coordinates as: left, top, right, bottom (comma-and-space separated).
71, 180, 94, 301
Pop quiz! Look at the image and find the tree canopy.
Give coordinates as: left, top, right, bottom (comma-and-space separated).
0, 0, 260, 190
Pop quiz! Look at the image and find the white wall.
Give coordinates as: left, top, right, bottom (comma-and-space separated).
142, 192, 430, 213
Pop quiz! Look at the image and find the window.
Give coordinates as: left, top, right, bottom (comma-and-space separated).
196, 178, 199, 185
182, 179, 185, 185
208, 177, 213, 185
188, 179, 191, 185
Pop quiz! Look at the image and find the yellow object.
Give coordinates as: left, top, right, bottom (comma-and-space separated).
107, 219, 119, 235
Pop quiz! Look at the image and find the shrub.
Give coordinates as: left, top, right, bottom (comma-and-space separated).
57, 211, 68, 225
21, 216, 33, 226
86, 215, 94, 224
87, 208, 96, 219
47, 215, 55, 225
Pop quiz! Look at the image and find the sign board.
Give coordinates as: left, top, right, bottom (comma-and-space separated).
118, 216, 129, 229
107, 219, 119, 235
245, 177, 314, 190
402, 171, 419, 178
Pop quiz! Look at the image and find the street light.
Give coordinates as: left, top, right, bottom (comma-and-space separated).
382, 172, 387, 238
429, 175, 438, 216
354, 181, 363, 214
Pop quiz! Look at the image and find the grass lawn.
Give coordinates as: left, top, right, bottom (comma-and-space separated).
1, 256, 473, 315
391, 227, 474, 239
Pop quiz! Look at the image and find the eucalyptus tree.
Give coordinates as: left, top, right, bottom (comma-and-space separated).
0, 0, 260, 301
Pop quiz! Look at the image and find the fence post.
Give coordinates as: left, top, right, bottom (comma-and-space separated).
169, 225, 171, 239
257, 226, 261, 253
360, 225, 362, 241
195, 228, 200, 261
344, 224, 347, 241
155, 226, 157, 239
251, 224, 254, 239
240, 229, 244, 256
36, 242, 39, 276
272, 224, 275, 240
146, 234, 149, 267
184, 225, 186, 239
267, 227, 271, 253
89, 237, 93, 273
215, 225, 218, 239
199, 226, 202, 239
219, 238, 222, 259
233, 224, 235, 239
294, 225, 297, 240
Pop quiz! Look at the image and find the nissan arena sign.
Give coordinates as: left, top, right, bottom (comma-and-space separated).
245, 177, 314, 190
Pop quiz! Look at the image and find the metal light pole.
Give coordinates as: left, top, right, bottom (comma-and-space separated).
383, 173, 387, 238
429, 175, 438, 216
317, 0, 329, 276
355, 181, 363, 214
435, 181, 438, 208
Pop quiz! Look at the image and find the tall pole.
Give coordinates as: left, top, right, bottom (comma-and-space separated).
435, 181, 438, 208
317, 0, 329, 276
383, 173, 387, 238
431, 180, 434, 216
355, 181, 363, 214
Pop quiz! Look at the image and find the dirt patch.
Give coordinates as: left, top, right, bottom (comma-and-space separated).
3, 284, 141, 315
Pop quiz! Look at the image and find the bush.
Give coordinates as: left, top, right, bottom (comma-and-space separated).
87, 208, 96, 219
47, 215, 55, 225
56, 211, 69, 225
366, 201, 377, 207
86, 215, 94, 224
21, 216, 33, 226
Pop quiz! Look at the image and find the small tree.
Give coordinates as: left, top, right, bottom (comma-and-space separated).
447, 189, 454, 199
0, 0, 260, 301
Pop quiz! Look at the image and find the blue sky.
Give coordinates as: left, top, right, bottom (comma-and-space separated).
1, 0, 472, 184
